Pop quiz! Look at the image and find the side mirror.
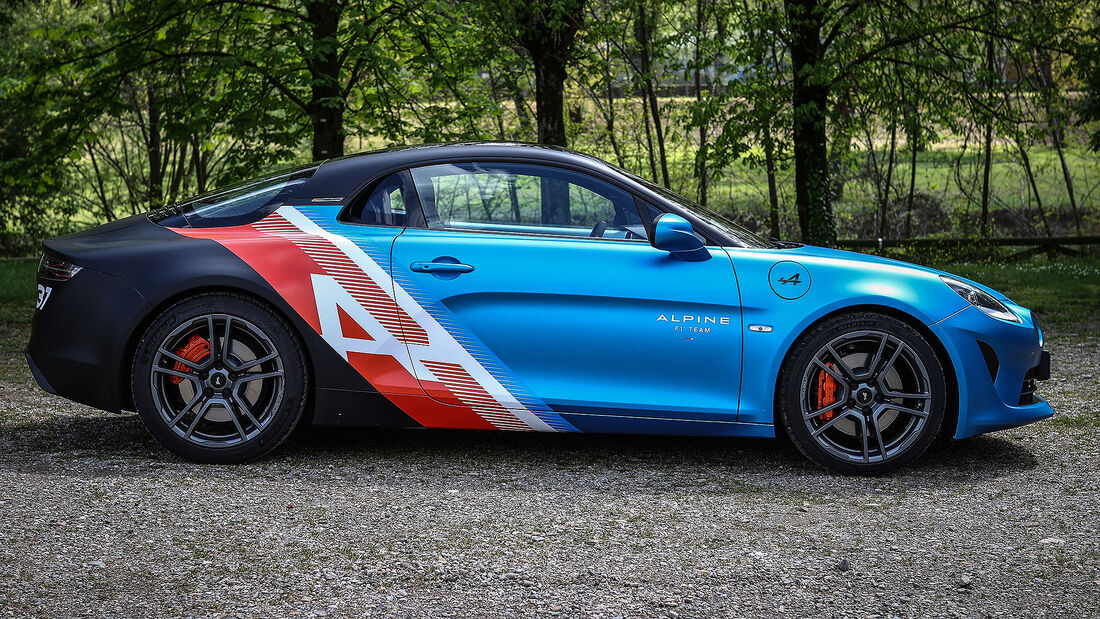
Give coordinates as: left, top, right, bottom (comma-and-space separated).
650, 214, 709, 261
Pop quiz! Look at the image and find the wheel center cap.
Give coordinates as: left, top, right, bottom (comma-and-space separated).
208, 370, 230, 390
855, 388, 874, 405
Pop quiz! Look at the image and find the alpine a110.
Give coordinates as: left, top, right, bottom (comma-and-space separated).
27, 143, 1052, 473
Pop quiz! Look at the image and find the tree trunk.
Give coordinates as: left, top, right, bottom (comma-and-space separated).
879, 121, 897, 239
763, 124, 780, 239
1050, 125, 1081, 235
605, 58, 624, 167
306, 0, 344, 160
635, 4, 669, 187
513, 87, 533, 139
785, 0, 835, 246
641, 95, 659, 181
146, 84, 164, 208
980, 36, 995, 238
1034, 48, 1082, 235
830, 91, 853, 202
1016, 139, 1052, 238
694, 0, 708, 206
191, 135, 208, 195
530, 49, 569, 146
904, 98, 920, 238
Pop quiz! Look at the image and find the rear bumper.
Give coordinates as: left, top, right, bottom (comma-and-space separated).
932, 305, 1054, 438
26, 266, 151, 413
25, 348, 56, 395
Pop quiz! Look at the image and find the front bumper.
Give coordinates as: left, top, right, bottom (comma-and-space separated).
932, 304, 1054, 439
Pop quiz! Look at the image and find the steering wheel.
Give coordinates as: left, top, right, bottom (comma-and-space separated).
590, 220, 608, 237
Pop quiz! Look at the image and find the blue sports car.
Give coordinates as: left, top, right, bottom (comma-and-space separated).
26, 143, 1052, 473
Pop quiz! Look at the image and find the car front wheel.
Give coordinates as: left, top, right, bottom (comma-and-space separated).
778, 311, 946, 475
131, 292, 308, 463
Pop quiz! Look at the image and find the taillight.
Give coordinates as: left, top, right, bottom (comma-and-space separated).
38, 254, 83, 282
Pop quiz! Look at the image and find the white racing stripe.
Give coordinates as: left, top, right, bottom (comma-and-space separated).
273, 206, 555, 432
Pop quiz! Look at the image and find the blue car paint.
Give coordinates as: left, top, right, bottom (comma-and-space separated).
726, 244, 1052, 436
291, 202, 1052, 441
390, 228, 745, 423
927, 302, 1053, 438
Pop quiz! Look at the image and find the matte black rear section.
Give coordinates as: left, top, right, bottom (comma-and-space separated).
29, 214, 420, 427
27, 265, 151, 412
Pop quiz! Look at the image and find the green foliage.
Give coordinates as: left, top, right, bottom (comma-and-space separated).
0, 0, 1097, 254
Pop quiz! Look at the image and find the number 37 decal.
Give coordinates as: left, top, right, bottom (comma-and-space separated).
36, 284, 52, 310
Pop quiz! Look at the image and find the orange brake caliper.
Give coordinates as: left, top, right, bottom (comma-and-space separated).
815, 362, 838, 421
169, 335, 211, 384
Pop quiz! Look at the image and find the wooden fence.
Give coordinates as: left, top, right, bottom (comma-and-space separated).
836, 236, 1100, 259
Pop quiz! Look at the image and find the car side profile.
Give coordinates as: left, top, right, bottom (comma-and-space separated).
26, 143, 1053, 474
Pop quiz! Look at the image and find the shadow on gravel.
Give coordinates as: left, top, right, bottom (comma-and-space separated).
0, 408, 1039, 494
0, 406, 1038, 499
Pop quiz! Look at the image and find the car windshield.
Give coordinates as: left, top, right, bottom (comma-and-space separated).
615, 167, 774, 248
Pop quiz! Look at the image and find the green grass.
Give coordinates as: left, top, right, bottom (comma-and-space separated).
929, 256, 1100, 330
0, 259, 37, 306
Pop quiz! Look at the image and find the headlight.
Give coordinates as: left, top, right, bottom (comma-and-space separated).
940, 276, 1020, 323
38, 254, 83, 282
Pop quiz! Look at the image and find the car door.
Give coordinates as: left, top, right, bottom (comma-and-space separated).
389, 161, 744, 433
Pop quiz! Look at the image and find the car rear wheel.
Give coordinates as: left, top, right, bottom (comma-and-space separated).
778, 311, 946, 475
132, 292, 308, 463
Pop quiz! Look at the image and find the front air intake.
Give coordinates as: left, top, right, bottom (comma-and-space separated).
976, 340, 999, 383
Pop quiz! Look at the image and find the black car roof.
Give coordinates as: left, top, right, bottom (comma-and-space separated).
295, 142, 621, 202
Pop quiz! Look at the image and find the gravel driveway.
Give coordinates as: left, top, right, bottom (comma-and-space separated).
1, 327, 1098, 618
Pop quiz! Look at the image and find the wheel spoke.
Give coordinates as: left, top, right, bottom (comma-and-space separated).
811, 408, 859, 437
855, 415, 870, 462
884, 403, 929, 419
222, 316, 234, 364
168, 392, 205, 427
865, 333, 889, 379
231, 392, 263, 428
232, 351, 279, 372
158, 348, 202, 370
881, 389, 930, 400
811, 358, 848, 385
224, 399, 248, 441
185, 399, 214, 438
877, 341, 906, 380
152, 366, 202, 383
870, 411, 889, 459
804, 398, 848, 420
824, 343, 858, 382
207, 315, 219, 361
237, 370, 283, 383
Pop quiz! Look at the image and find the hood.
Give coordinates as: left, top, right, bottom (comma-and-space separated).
779, 244, 1011, 302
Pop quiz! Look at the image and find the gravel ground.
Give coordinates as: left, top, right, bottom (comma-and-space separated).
1, 328, 1098, 618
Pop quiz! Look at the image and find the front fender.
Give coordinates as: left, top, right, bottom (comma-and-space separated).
728, 247, 968, 426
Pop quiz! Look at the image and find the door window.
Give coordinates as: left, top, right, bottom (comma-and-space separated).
409, 162, 648, 240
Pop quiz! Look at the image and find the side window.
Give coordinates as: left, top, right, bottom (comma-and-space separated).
344, 172, 415, 226
410, 162, 648, 240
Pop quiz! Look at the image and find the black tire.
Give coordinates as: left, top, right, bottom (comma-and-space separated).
131, 292, 309, 463
778, 311, 946, 475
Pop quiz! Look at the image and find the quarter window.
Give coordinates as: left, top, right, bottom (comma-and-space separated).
344, 172, 415, 226
410, 163, 648, 240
